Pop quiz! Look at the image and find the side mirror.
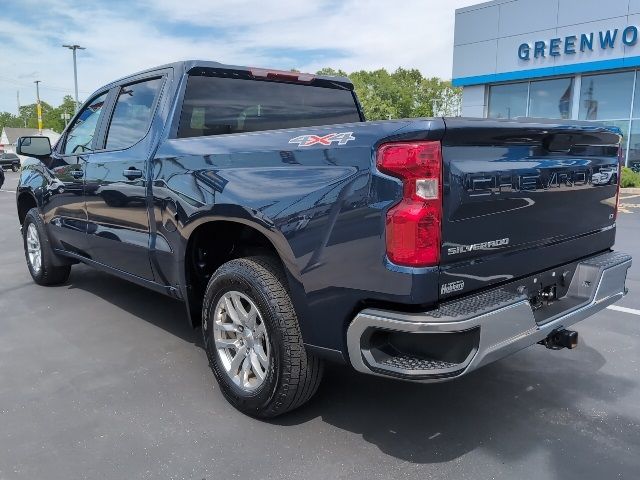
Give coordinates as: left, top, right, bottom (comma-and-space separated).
17, 136, 52, 157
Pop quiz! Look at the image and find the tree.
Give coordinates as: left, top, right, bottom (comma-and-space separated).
12, 95, 77, 133
315, 67, 462, 120
53, 95, 77, 130
0, 112, 24, 132
431, 85, 462, 117
19, 101, 56, 130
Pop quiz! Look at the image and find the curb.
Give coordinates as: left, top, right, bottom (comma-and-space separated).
621, 188, 640, 194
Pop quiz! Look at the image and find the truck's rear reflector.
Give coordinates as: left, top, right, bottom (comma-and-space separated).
377, 141, 443, 267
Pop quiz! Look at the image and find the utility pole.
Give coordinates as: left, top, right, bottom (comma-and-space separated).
62, 44, 85, 112
34, 80, 43, 135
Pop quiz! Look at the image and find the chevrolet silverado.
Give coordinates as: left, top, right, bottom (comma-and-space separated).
15, 60, 632, 417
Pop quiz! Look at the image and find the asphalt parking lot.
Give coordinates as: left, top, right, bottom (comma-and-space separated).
1, 170, 639, 480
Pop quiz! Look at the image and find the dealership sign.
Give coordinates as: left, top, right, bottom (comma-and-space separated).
518, 26, 638, 60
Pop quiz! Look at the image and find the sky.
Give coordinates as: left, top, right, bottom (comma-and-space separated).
0, 0, 480, 114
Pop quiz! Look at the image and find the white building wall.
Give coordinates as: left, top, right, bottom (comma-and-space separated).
454, 0, 640, 86
453, 0, 640, 167
461, 85, 487, 118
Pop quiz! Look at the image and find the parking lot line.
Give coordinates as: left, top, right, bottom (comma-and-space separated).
0, 189, 16, 193
607, 305, 640, 316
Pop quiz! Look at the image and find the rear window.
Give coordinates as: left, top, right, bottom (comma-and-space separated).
3, 153, 18, 159
177, 75, 361, 138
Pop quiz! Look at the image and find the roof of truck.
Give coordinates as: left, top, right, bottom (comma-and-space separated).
100, 60, 353, 92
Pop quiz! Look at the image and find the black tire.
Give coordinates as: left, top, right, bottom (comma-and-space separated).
22, 208, 71, 286
202, 256, 323, 418
11, 164, 19, 172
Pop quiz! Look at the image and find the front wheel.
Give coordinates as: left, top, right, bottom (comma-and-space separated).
202, 256, 323, 418
22, 208, 71, 285
11, 164, 19, 172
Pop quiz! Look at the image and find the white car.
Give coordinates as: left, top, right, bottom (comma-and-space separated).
592, 168, 618, 185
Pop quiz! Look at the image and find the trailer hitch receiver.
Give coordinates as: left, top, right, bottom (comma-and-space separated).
538, 328, 579, 350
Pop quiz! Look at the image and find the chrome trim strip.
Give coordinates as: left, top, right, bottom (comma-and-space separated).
347, 251, 632, 382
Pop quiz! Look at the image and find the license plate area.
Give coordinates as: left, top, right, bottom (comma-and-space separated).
503, 260, 582, 325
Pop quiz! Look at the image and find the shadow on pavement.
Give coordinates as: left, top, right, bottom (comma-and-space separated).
62, 265, 640, 478
65, 265, 199, 346
275, 345, 639, 477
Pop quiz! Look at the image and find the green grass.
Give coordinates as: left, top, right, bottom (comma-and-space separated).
621, 167, 640, 188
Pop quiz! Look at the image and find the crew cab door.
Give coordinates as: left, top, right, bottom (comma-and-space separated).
84, 75, 165, 280
44, 91, 110, 256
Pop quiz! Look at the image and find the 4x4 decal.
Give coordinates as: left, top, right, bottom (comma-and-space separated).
289, 132, 355, 147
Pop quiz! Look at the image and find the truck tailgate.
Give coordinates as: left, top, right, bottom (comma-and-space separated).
439, 118, 621, 299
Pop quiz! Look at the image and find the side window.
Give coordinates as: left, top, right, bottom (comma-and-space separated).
63, 92, 108, 155
105, 77, 163, 150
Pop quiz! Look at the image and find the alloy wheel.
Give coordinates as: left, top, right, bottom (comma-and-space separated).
211, 291, 271, 391
26, 223, 42, 274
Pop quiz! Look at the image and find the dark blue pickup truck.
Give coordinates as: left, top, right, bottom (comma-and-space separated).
15, 60, 632, 417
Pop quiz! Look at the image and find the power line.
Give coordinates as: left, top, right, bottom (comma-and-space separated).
0, 74, 92, 95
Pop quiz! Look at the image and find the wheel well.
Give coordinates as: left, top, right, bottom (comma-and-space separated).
185, 221, 284, 326
17, 193, 37, 225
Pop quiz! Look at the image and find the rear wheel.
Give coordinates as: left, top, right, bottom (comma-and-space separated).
202, 256, 323, 418
22, 208, 71, 285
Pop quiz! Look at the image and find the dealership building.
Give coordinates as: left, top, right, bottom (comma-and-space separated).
453, 0, 640, 167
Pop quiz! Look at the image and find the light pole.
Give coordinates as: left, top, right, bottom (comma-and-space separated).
62, 44, 85, 112
34, 80, 42, 135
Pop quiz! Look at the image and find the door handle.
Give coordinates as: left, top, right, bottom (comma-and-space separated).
123, 168, 143, 180
71, 169, 84, 179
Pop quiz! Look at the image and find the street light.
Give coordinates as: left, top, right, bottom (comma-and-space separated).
62, 44, 86, 112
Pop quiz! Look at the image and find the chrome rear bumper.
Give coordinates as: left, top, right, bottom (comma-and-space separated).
347, 251, 632, 381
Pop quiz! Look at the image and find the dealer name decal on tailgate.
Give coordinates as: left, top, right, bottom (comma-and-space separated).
441, 280, 465, 295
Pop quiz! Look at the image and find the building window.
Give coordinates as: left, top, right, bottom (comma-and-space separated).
488, 78, 573, 119
579, 72, 634, 120
488, 82, 528, 119
485, 71, 640, 166
528, 78, 573, 119
625, 121, 640, 169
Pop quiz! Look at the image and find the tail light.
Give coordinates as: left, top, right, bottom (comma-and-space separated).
377, 141, 443, 267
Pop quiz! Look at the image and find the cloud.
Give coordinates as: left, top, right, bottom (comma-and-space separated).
0, 0, 479, 115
